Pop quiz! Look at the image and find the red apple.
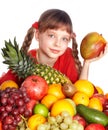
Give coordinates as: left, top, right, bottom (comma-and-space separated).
85, 123, 105, 130
73, 114, 87, 127
26, 99, 38, 115
92, 93, 106, 105
20, 75, 48, 100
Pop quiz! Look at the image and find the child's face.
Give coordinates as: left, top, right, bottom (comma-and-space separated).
36, 28, 71, 59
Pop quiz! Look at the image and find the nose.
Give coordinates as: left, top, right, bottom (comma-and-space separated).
54, 38, 61, 46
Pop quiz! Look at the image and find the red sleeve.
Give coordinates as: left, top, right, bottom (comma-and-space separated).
0, 70, 22, 86
28, 48, 79, 83
28, 49, 37, 59
53, 48, 79, 83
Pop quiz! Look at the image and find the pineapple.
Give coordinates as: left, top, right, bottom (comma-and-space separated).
1, 38, 73, 86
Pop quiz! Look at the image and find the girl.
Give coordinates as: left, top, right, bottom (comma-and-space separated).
0, 9, 106, 85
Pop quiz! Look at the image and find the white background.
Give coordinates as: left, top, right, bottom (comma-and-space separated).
0, 0, 108, 92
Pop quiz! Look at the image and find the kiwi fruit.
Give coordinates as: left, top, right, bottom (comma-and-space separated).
62, 83, 77, 97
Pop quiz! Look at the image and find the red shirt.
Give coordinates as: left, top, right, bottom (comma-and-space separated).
0, 47, 78, 85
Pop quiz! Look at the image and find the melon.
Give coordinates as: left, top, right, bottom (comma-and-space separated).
80, 32, 107, 59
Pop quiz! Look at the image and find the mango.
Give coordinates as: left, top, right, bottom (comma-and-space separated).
80, 32, 107, 59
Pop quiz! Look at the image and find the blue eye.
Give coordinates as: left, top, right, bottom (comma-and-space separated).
48, 34, 55, 38
62, 37, 69, 42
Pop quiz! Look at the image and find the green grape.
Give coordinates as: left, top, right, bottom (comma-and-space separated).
53, 128, 60, 130
72, 119, 79, 124
60, 122, 68, 130
76, 124, 84, 130
56, 115, 63, 124
48, 116, 56, 124
37, 124, 47, 130
50, 124, 58, 129
69, 122, 78, 130
44, 122, 51, 130
63, 115, 72, 125
61, 111, 70, 118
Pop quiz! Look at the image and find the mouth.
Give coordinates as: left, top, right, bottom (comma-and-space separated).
50, 49, 60, 54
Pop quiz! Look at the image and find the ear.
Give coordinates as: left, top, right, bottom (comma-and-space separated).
34, 30, 39, 41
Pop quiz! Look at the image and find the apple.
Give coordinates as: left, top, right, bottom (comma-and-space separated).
20, 75, 48, 100
85, 123, 105, 130
26, 99, 38, 116
92, 93, 106, 105
73, 114, 87, 127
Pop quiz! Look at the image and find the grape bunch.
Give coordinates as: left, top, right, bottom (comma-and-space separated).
37, 111, 84, 130
0, 87, 31, 130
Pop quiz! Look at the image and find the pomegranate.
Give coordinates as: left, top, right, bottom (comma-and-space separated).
80, 32, 107, 59
20, 75, 48, 100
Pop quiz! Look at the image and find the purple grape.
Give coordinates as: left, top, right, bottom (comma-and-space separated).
24, 109, 31, 118
0, 106, 5, 113
2, 123, 9, 130
7, 97, 14, 105
5, 105, 13, 112
1, 97, 8, 106
16, 98, 24, 107
12, 108, 19, 116
4, 115, 14, 125
15, 115, 21, 123
18, 106, 25, 114
1, 111, 8, 120
8, 124, 16, 130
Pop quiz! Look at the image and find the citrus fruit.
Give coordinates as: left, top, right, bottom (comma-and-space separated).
72, 91, 89, 106
74, 79, 94, 98
64, 98, 76, 115
88, 97, 103, 111
41, 94, 58, 109
27, 114, 46, 130
0, 121, 2, 130
33, 103, 49, 118
0, 80, 19, 90
50, 99, 76, 117
48, 84, 65, 99
95, 86, 104, 95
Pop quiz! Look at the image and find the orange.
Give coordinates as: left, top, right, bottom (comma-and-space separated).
48, 84, 66, 99
33, 103, 49, 118
50, 99, 76, 117
74, 79, 94, 98
88, 97, 103, 111
0, 121, 2, 130
27, 114, 46, 130
0, 80, 19, 90
41, 94, 58, 109
95, 86, 104, 95
72, 91, 89, 106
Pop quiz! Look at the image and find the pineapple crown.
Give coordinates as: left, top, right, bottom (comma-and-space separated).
1, 37, 35, 78
2, 37, 22, 66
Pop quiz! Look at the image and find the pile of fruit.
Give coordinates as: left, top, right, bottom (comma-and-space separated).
1, 77, 108, 130
0, 32, 108, 130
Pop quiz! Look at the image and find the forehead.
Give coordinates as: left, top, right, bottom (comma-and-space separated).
46, 28, 71, 37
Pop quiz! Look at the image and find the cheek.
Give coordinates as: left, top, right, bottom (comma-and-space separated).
61, 43, 68, 50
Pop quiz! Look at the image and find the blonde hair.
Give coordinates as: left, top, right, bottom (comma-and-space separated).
21, 9, 82, 76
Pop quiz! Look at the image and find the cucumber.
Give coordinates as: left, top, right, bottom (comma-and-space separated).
76, 104, 108, 126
